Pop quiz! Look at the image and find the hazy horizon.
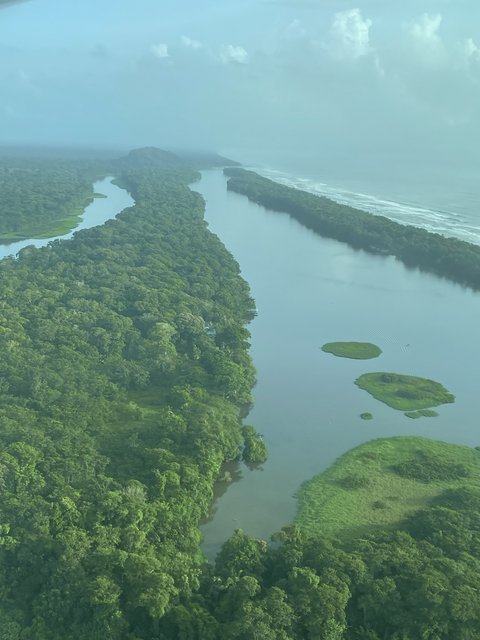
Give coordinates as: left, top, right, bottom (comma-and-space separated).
0, 1, 479, 171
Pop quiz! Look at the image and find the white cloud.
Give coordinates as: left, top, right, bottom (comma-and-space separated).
330, 8, 372, 60
464, 37, 480, 65
220, 45, 249, 65
407, 14, 446, 66
181, 36, 202, 50
409, 13, 442, 47
151, 43, 169, 59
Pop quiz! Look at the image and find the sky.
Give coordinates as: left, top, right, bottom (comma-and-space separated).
1, 0, 479, 172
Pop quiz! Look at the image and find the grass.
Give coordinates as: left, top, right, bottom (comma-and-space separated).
405, 409, 439, 419
355, 372, 454, 411
296, 436, 480, 541
321, 341, 382, 360
360, 412, 373, 420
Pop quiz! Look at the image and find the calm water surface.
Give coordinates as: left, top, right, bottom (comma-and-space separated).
0, 176, 134, 257
196, 169, 480, 558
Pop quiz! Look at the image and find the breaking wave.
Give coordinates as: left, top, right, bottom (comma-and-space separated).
253, 167, 480, 246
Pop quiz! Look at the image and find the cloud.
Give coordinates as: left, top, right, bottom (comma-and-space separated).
330, 8, 372, 60
406, 14, 448, 67
409, 13, 442, 47
181, 36, 202, 50
150, 43, 169, 59
463, 37, 480, 65
220, 45, 248, 64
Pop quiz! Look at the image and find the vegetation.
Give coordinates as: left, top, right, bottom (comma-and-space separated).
0, 149, 259, 638
296, 437, 480, 539
360, 412, 373, 420
2, 148, 480, 639
0, 155, 105, 241
161, 437, 480, 640
322, 341, 382, 359
225, 168, 480, 291
242, 425, 268, 465
355, 372, 455, 410
405, 408, 439, 419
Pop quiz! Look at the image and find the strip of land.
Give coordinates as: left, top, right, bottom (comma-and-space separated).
225, 168, 480, 291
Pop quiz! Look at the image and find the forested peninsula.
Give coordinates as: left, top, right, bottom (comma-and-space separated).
2, 149, 480, 639
0, 149, 260, 638
225, 168, 480, 291
0, 155, 105, 241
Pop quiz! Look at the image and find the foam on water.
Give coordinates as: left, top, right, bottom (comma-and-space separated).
252, 167, 480, 246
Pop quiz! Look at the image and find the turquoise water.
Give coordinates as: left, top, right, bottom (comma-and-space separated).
196, 169, 480, 558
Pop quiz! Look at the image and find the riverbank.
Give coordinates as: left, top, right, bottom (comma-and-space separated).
0, 192, 104, 243
0, 176, 134, 260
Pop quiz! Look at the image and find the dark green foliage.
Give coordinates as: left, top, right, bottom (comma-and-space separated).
0, 156, 103, 240
360, 412, 373, 420
0, 153, 257, 637
392, 450, 470, 483
242, 426, 268, 465
226, 168, 480, 291
170, 487, 480, 640
4, 151, 480, 639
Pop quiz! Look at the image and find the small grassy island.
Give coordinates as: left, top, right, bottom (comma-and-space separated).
296, 436, 480, 540
321, 341, 382, 360
360, 412, 373, 420
355, 372, 454, 411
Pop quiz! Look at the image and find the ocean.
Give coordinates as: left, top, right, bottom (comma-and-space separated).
235, 150, 480, 245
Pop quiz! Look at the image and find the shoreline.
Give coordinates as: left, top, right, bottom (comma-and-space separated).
250, 165, 480, 246
225, 168, 480, 292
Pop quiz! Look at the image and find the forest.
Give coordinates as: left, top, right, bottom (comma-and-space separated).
0, 150, 259, 638
0, 154, 106, 241
0, 148, 479, 638
225, 168, 480, 292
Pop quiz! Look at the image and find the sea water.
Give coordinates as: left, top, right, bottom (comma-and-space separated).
234, 150, 480, 245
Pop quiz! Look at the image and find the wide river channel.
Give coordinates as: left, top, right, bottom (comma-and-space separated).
196, 169, 480, 559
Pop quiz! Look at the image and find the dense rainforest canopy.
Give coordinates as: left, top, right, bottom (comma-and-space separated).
0, 148, 479, 639
0, 150, 259, 638
0, 155, 105, 241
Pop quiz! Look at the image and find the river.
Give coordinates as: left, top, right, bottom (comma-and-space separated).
0, 176, 134, 258
196, 169, 480, 559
